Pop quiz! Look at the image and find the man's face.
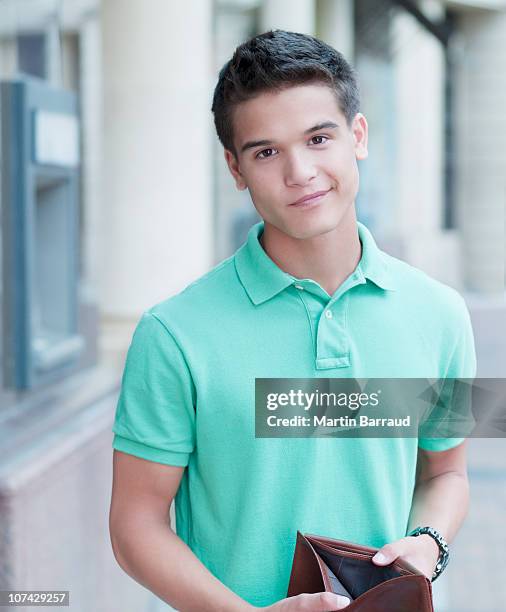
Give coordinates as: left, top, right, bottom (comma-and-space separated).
224, 82, 368, 240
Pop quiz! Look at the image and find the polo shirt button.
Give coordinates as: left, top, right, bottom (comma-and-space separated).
324, 309, 333, 319
294, 284, 304, 290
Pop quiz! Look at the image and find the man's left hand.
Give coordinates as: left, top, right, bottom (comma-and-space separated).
371, 535, 440, 580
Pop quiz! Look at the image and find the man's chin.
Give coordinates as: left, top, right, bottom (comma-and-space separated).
283, 222, 341, 241
263, 210, 349, 241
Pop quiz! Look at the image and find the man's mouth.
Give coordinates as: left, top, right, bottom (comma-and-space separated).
289, 188, 332, 207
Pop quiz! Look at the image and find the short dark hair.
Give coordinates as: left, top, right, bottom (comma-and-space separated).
211, 29, 360, 159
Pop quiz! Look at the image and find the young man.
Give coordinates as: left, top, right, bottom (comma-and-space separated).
109, 31, 476, 611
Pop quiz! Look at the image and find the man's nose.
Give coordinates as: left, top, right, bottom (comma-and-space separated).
284, 151, 317, 187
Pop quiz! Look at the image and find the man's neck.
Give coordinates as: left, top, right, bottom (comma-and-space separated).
260, 208, 362, 297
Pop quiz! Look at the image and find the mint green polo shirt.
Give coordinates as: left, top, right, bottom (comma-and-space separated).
112, 220, 476, 608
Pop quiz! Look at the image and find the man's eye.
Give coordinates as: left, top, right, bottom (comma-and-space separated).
256, 148, 276, 159
310, 135, 329, 145
255, 136, 328, 159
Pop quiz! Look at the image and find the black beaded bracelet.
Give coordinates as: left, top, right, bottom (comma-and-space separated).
407, 526, 450, 582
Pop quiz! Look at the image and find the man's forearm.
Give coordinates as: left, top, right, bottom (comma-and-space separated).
371, 471, 470, 578
407, 471, 470, 543
112, 518, 254, 612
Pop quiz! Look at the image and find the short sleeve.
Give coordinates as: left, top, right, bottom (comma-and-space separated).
112, 311, 196, 466
418, 295, 477, 452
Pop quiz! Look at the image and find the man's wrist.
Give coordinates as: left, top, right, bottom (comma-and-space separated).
407, 526, 450, 581
417, 533, 440, 559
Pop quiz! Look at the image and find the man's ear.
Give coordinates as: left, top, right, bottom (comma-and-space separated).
352, 113, 368, 161
224, 149, 247, 190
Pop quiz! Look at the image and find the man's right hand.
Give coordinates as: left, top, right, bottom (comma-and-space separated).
259, 592, 351, 611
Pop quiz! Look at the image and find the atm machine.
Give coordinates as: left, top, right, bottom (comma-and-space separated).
1, 75, 93, 390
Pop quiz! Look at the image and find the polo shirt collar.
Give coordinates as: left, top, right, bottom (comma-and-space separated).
234, 220, 396, 306
357, 221, 397, 292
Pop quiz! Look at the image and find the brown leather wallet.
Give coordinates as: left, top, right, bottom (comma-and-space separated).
287, 531, 434, 611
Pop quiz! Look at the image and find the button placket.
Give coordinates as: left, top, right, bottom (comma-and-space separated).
291, 273, 364, 370
316, 292, 351, 370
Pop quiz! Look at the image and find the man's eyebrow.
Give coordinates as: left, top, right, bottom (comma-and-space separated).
240, 121, 339, 154
303, 121, 339, 134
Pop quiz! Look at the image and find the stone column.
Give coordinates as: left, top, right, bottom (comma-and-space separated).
101, 0, 214, 318
391, 0, 461, 286
80, 13, 102, 303
454, 9, 506, 293
260, 0, 316, 34
318, 0, 354, 60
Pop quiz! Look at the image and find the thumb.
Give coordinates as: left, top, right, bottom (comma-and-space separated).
293, 591, 350, 610
372, 543, 398, 566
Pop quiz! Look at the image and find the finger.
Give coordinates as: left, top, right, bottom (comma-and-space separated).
372, 542, 402, 565
292, 591, 350, 610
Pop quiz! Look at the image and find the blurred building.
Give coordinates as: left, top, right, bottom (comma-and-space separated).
0, 1, 504, 611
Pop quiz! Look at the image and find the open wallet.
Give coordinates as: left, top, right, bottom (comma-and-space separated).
287, 531, 434, 611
